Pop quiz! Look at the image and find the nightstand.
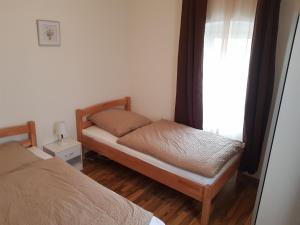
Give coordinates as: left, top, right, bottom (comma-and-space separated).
43, 138, 83, 171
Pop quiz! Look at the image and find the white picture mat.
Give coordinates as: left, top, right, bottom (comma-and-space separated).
37, 20, 60, 46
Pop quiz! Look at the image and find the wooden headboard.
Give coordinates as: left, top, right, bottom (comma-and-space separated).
0, 121, 37, 147
76, 97, 131, 142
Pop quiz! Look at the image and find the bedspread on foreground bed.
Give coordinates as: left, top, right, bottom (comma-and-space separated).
0, 157, 153, 225
118, 120, 243, 177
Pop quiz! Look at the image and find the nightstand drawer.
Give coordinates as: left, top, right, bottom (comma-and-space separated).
56, 146, 81, 161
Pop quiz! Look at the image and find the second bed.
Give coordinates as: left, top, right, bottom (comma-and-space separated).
76, 97, 243, 225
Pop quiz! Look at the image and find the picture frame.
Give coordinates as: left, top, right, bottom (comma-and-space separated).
37, 20, 60, 46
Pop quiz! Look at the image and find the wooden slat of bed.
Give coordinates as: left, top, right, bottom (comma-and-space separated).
0, 125, 29, 138
0, 121, 37, 147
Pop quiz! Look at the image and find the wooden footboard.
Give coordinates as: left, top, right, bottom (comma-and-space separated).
76, 97, 240, 225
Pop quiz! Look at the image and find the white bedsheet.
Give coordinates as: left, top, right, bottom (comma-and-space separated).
27, 146, 164, 225
83, 126, 241, 185
149, 217, 165, 225
27, 146, 53, 159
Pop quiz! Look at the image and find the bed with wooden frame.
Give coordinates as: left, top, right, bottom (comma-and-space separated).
0, 121, 164, 225
76, 97, 242, 225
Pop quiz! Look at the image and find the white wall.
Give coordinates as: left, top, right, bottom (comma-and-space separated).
256, 0, 300, 178
275, 0, 300, 88
0, 0, 183, 146
255, 13, 300, 225
128, 0, 182, 121
0, 0, 131, 146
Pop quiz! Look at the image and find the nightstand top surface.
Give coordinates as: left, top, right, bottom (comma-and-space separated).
44, 138, 81, 153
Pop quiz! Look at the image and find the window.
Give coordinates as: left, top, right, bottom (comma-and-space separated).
203, 0, 257, 140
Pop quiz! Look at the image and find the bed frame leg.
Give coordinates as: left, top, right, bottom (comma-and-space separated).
201, 187, 212, 225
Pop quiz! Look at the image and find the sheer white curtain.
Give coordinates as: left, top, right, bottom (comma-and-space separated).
203, 0, 257, 141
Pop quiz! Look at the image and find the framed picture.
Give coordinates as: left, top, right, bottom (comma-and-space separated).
37, 20, 60, 46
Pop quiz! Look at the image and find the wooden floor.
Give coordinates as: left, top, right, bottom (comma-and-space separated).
83, 157, 258, 225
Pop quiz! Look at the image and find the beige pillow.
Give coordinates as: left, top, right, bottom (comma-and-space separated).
88, 109, 151, 137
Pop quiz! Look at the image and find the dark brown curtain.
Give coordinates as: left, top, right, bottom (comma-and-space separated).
174, 0, 208, 129
240, 0, 282, 174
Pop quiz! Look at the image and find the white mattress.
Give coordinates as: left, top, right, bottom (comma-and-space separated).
83, 126, 241, 186
27, 146, 53, 160
27, 146, 164, 225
